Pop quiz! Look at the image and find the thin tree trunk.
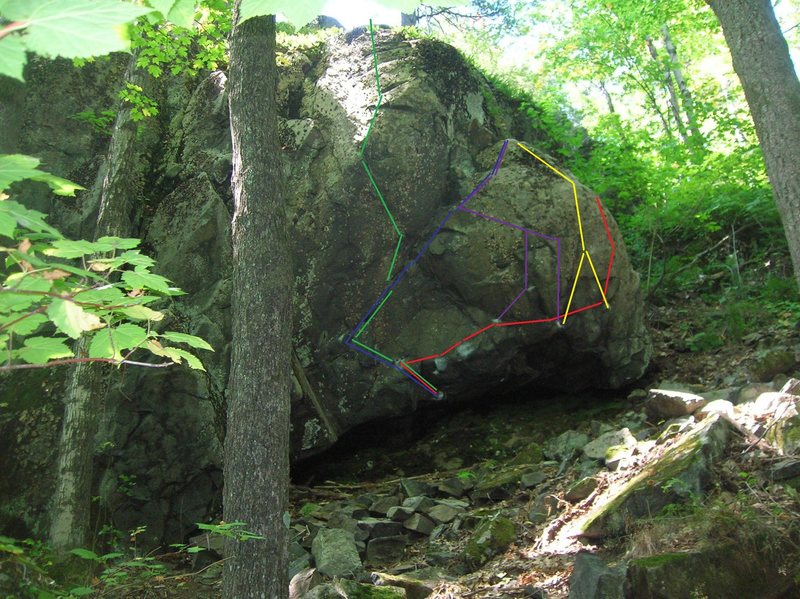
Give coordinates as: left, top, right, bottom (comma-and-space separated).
598, 80, 616, 114
707, 0, 800, 288
49, 52, 155, 552
224, 5, 292, 598
646, 35, 688, 142
661, 24, 703, 143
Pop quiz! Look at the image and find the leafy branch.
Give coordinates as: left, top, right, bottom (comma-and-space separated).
0, 154, 213, 371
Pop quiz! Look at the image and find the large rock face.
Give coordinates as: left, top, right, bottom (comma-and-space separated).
0, 31, 649, 545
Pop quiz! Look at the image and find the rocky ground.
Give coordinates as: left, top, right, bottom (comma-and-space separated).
12, 298, 800, 598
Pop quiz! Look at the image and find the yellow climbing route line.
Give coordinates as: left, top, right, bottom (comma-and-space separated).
516, 142, 609, 323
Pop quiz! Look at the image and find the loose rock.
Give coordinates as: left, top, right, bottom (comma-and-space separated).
645, 389, 706, 420
311, 528, 362, 578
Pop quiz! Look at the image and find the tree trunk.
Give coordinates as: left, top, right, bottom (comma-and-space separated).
661, 24, 703, 143
707, 0, 800, 288
224, 5, 292, 598
49, 51, 155, 553
645, 35, 688, 142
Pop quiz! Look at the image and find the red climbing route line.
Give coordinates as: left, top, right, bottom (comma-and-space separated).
399, 361, 438, 394
596, 196, 616, 294
406, 197, 616, 367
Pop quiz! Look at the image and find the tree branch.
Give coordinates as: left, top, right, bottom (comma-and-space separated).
0, 357, 176, 371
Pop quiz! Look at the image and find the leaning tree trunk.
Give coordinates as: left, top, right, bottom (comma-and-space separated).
661, 24, 702, 143
223, 5, 293, 598
707, 0, 800, 288
49, 53, 156, 552
645, 35, 688, 142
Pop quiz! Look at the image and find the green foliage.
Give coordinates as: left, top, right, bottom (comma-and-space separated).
117, 82, 159, 121
132, 6, 231, 79
0, 0, 153, 81
0, 155, 213, 371
196, 521, 265, 542
238, 0, 469, 28
299, 502, 322, 517
69, 109, 117, 136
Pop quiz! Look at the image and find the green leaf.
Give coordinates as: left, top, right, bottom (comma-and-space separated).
0, 199, 60, 237
145, 0, 176, 17
95, 236, 140, 250
70, 548, 99, 561
160, 331, 213, 351
0, 210, 15, 238
167, 0, 195, 28
0, 35, 27, 82
3, 312, 47, 335
119, 304, 163, 321
47, 298, 105, 339
0, 275, 52, 312
30, 172, 84, 196
68, 587, 95, 597
16, 335, 74, 364
0, 154, 40, 190
0, 154, 83, 196
3, 0, 154, 60
122, 268, 173, 294
88, 323, 149, 360
73, 285, 126, 305
43, 239, 104, 258
149, 343, 204, 370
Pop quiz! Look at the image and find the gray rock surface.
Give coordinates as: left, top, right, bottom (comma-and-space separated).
645, 389, 707, 420
366, 535, 408, 565
311, 528, 363, 578
582, 428, 636, 460
568, 553, 625, 599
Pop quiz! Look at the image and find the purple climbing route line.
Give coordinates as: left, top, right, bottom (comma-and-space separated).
345, 138, 613, 397
345, 140, 511, 345
497, 232, 529, 320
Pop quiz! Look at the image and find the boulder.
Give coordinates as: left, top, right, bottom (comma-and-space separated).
645, 389, 706, 420
311, 528, 362, 578
403, 496, 436, 512
426, 504, 463, 524
695, 399, 734, 421
545, 431, 590, 462
366, 536, 408, 565
582, 428, 636, 461
400, 479, 435, 498
403, 513, 436, 535
305, 580, 407, 598
0, 29, 651, 545
580, 414, 730, 539
520, 470, 547, 489
357, 518, 405, 539
565, 476, 599, 502
626, 545, 797, 599
289, 567, 322, 599
464, 515, 516, 569
370, 496, 401, 516
568, 553, 625, 599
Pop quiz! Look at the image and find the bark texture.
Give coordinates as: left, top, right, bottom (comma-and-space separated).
223, 7, 292, 598
708, 0, 800, 287
48, 52, 155, 552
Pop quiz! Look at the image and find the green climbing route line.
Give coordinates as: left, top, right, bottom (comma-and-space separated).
360, 20, 403, 282
354, 289, 393, 339
352, 338, 394, 364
